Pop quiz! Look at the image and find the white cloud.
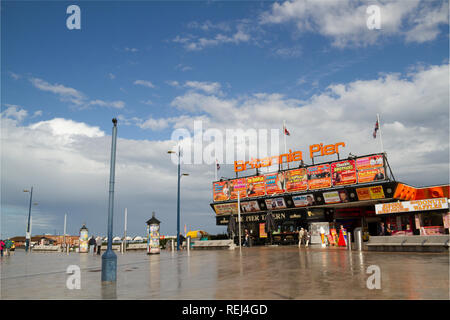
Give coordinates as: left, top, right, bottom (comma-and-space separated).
260, 0, 448, 47
108, 73, 116, 80
166, 80, 180, 87
137, 117, 170, 131
9, 72, 21, 80
30, 77, 85, 105
2, 104, 28, 122
175, 64, 193, 72
184, 81, 222, 95
134, 80, 155, 88
141, 100, 153, 105
32, 110, 43, 118
29, 118, 105, 139
88, 99, 125, 109
124, 47, 139, 52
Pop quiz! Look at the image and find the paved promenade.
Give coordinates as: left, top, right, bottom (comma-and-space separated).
1, 247, 448, 299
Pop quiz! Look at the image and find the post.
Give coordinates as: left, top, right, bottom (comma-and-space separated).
171, 239, 175, 251
283, 120, 288, 169
102, 118, 118, 283
25, 187, 33, 252
347, 232, 352, 251
238, 191, 242, 248
187, 236, 191, 253
123, 208, 127, 253
63, 214, 67, 253
176, 145, 181, 251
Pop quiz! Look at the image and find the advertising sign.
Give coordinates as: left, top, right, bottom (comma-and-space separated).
323, 190, 350, 204
240, 201, 261, 213
265, 197, 287, 210
265, 172, 286, 195
230, 178, 247, 199
246, 175, 266, 197
331, 160, 357, 186
285, 168, 308, 192
214, 203, 239, 215
356, 185, 385, 200
79, 228, 89, 253
375, 198, 449, 215
259, 223, 267, 238
356, 155, 386, 183
213, 181, 230, 202
292, 194, 316, 207
148, 224, 160, 254
307, 164, 331, 190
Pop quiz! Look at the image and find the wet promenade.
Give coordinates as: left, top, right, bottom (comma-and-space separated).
1, 247, 448, 299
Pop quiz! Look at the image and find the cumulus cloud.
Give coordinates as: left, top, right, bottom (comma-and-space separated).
260, 0, 448, 47
184, 81, 222, 95
2, 104, 28, 122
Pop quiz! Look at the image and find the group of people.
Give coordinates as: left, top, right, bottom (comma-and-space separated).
0, 239, 14, 257
88, 236, 103, 255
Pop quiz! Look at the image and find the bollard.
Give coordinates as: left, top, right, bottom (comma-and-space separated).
354, 228, 363, 251
347, 232, 352, 250
187, 236, 191, 253
171, 239, 175, 251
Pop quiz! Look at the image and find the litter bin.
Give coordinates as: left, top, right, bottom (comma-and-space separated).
354, 227, 363, 251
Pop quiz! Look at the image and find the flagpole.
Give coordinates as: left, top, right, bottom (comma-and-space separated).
377, 113, 384, 153
238, 191, 241, 250
215, 159, 218, 181
283, 120, 288, 169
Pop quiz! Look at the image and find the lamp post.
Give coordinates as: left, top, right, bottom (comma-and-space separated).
102, 118, 118, 283
168, 145, 189, 251
23, 187, 35, 252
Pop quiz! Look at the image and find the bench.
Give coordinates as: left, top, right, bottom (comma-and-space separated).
192, 240, 236, 250
367, 235, 449, 252
32, 245, 61, 252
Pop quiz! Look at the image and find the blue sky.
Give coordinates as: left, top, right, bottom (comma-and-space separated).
1, 0, 449, 238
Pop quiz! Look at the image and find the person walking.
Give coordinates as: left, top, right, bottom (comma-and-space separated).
88, 236, 96, 254
298, 228, 305, 247
243, 229, 250, 247
4, 239, 13, 256
305, 230, 310, 247
0, 239, 5, 257
96, 236, 102, 255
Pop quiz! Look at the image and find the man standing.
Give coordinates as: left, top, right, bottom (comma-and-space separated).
298, 228, 305, 247
88, 236, 96, 254
96, 236, 102, 255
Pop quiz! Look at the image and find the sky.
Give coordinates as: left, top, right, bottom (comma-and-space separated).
1, 0, 449, 239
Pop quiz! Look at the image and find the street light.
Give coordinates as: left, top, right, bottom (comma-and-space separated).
23, 187, 37, 252
168, 145, 189, 251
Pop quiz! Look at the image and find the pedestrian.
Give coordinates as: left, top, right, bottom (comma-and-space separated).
96, 236, 102, 255
4, 239, 13, 256
243, 229, 250, 247
179, 233, 186, 249
305, 230, 310, 247
0, 239, 5, 257
88, 236, 96, 254
298, 228, 305, 247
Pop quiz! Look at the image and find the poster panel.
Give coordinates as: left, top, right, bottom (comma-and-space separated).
214, 203, 239, 215
357, 167, 386, 183
285, 168, 308, 192
356, 185, 385, 200
331, 160, 357, 186
230, 178, 247, 199
292, 194, 316, 207
323, 190, 350, 204
265, 172, 286, 195
212, 181, 230, 202
265, 197, 287, 210
307, 164, 331, 190
240, 201, 261, 213
356, 155, 384, 170
246, 175, 266, 197
259, 223, 267, 238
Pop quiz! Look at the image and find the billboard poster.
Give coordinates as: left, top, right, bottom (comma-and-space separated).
356, 155, 384, 171
292, 194, 316, 207
246, 175, 266, 197
331, 160, 357, 186
265, 197, 287, 210
357, 167, 386, 184
259, 223, 267, 238
230, 178, 247, 199
265, 172, 286, 195
307, 164, 331, 190
214, 203, 239, 215
148, 224, 160, 254
240, 201, 261, 213
323, 190, 350, 204
285, 168, 308, 192
356, 185, 386, 200
212, 181, 230, 202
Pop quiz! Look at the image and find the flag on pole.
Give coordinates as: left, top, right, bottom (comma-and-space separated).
373, 119, 379, 138
283, 123, 290, 136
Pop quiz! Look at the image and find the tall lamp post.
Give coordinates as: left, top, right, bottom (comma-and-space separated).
168, 145, 189, 251
23, 187, 36, 252
102, 118, 118, 283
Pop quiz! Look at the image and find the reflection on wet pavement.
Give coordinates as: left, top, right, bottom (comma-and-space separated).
1, 247, 448, 299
